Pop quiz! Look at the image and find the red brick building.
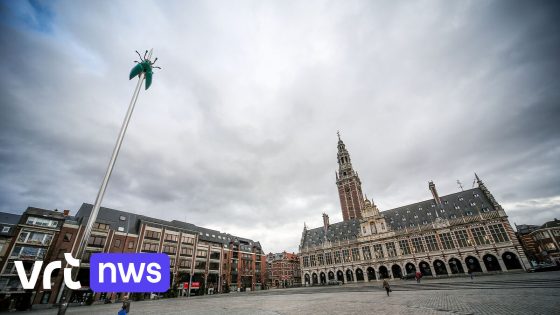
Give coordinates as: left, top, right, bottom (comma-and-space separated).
0, 203, 266, 309
267, 251, 301, 288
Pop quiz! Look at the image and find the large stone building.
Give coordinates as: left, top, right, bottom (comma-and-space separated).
0, 204, 266, 310
299, 136, 530, 285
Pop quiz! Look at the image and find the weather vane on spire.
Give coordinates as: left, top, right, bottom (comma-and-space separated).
337, 130, 341, 141
129, 49, 161, 90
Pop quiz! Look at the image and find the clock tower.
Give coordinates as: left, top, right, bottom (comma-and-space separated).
335, 133, 365, 221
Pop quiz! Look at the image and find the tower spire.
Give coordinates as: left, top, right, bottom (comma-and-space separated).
474, 172, 503, 211
335, 134, 364, 221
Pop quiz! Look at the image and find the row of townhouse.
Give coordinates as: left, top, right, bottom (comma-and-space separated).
0, 203, 266, 310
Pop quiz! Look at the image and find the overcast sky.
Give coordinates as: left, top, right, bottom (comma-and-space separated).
1, 1, 559, 253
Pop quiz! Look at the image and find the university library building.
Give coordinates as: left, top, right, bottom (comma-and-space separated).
299, 136, 529, 285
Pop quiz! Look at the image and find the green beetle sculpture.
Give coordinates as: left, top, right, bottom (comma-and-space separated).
129, 50, 161, 90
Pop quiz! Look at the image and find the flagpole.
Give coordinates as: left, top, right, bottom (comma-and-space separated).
57, 49, 152, 315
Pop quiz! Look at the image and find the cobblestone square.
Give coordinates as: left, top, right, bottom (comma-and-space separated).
31, 272, 560, 315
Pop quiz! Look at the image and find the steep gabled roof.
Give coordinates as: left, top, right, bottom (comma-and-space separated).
301, 219, 360, 248
382, 187, 497, 230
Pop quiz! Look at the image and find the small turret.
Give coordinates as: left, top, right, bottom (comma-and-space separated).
322, 213, 330, 233
475, 173, 503, 211
429, 181, 441, 205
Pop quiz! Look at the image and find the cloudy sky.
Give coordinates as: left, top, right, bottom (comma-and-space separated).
1, 0, 559, 253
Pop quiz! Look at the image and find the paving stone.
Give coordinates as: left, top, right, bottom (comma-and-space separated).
30, 271, 560, 314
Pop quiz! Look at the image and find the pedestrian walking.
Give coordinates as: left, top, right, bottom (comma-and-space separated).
122, 295, 131, 313
468, 269, 474, 280
382, 279, 391, 296
415, 271, 422, 283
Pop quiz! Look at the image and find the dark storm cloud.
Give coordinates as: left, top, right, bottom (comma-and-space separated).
1, 1, 559, 253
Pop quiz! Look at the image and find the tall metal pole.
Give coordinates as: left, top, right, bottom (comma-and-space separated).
57, 50, 152, 315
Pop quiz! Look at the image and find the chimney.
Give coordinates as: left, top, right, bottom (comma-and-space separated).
63, 210, 70, 217
429, 181, 441, 205
322, 213, 330, 231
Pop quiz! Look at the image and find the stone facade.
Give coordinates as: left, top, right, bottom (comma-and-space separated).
299, 137, 530, 285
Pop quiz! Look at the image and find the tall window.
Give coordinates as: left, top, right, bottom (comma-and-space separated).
145, 230, 161, 239
164, 233, 178, 242
182, 235, 195, 244
334, 251, 342, 264
325, 252, 333, 265
471, 226, 489, 245
142, 242, 158, 252
351, 248, 360, 261
310, 254, 316, 267
194, 261, 206, 270
386, 243, 396, 257
26, 217, 58, 228
163, 245, 177, 254
373, 244, 384, 258
424, 235, 440, 252
317, 253, 324, 266
342, 249, 351, 262
93, 222, 110, 230
180, 247, 193, 256
399, 240, 411, 255
488, 224, 510, 243
439, 232, 455, 250
88, 236, 106, 248
196, 249, 207, 258
303, 256, 309, 268
179, 259, 191, 268
454, 230, 469, 247
362, 246, 372, 260
411, 237, 425, 253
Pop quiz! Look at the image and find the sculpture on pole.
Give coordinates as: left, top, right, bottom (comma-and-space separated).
57, 49, 160, 314
130, 49, 161, 90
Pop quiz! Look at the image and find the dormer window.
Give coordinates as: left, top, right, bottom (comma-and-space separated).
402, 218, 406, 221
422, 221, 428, 225
444, 200, 449, 204
414, 215, 418, 219
450, 214, 457, 218
470, 202, 476, 206
474, 193, 480, 197
440, 209, 445, 213
427, 212, 432, 216
410, 223, 415, 227
431, 204, 435, 208
418, 207, 422, 211
466, 211, 473, 216
481, 207, 489, 213
459, 197, 464, 201
406, 210, 410, 213
455, 205, 460, 210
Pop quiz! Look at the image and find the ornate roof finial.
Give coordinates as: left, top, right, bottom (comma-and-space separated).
337, 130, 341, 141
